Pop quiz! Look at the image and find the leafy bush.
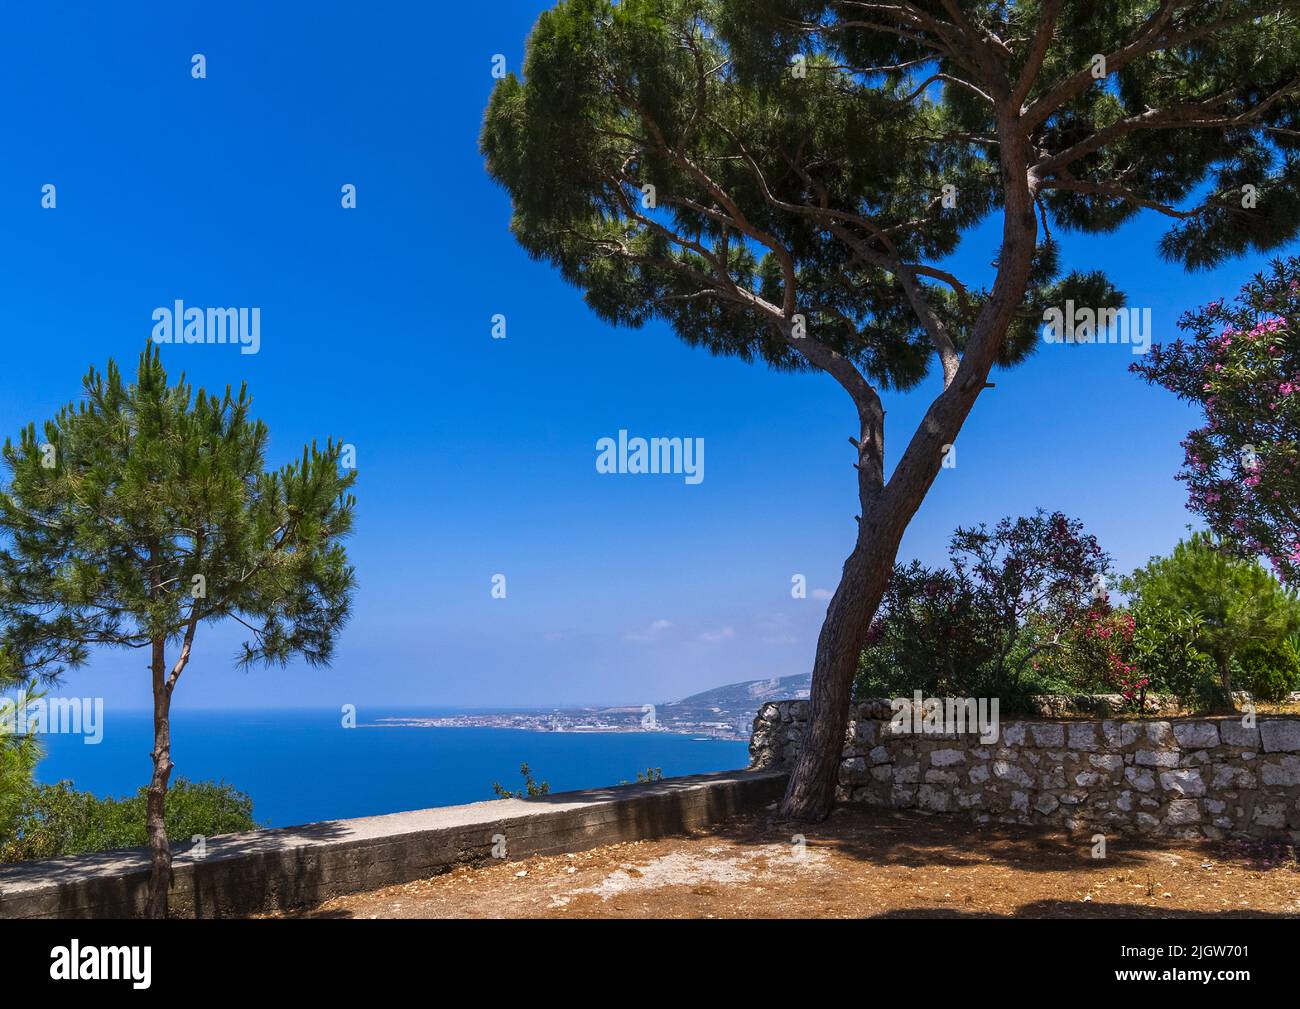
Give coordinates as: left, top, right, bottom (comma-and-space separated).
1128, 601, 1219, 708
856, 511, 1109, 710
491, 762, 550, 799
0, 778, 257, 864
857, 562, 998, 697
1122, 533, 1300, 703
0, 682, 43, 844
860, 517, 1300, 713
1029, 603, 1139, 700
1232, 637, 1300, 704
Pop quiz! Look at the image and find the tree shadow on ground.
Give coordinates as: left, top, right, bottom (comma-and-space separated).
715, 805, 1300, 878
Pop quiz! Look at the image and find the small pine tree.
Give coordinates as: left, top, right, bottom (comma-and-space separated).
1124, 533, 1300, 705
0, 346, 357, 917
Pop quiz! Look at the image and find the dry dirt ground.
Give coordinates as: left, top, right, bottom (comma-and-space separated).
266, 806, 1300, 919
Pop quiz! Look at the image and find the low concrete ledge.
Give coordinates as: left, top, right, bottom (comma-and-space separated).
0, 768, 788, 919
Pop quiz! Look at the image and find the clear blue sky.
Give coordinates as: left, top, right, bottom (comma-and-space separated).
0, 2, 1283, 712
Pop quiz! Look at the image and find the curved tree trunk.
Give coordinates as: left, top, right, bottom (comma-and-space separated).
778, 534, 897, 819
146, 638, 174, 919
779, 111, 1041, 821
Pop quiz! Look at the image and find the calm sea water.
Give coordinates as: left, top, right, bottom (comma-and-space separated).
33, 709, 751, 828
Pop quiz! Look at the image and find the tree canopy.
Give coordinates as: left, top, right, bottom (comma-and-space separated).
484, 0, 1299, 405
1134, 256, 1300, 583
0, 346, 356, 682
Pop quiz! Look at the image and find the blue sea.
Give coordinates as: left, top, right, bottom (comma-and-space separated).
33, 709, 751, 828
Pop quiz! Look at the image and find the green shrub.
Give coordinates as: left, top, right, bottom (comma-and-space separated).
1123, 533, 1300, 704
1128, 602, 1219, 708
0, 778, 257, 864
1232, 636, 1300, 703
491, 762, 550, 799
856, 511, 1110, 711
0, 682, 43, 844
861, 524, 1300, 714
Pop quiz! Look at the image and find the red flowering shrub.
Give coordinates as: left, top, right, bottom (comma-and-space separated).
856, 511, 1109, 708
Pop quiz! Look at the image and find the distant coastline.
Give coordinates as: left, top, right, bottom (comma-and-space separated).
368, 673, 813, 743
371, 711, 745, 740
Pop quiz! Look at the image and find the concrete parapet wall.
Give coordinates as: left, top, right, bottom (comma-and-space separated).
0, 769, 785, 919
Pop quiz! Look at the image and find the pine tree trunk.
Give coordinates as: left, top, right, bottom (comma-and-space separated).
145, 638, 174, 919
778, 530, 898, 820
1218, 656, 1236, 713
777, 110, 1040, 822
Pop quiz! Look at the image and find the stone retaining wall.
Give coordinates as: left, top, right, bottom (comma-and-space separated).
750, 700, 1300, 841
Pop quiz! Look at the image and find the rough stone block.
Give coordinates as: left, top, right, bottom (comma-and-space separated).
1164, 799, 1202, 825
1030, 723, 1065, 747
1173, 721, 1220, 749
930, 748, 966, 767
1089, 753, 1124, 773
1260, 721, 1300, 753
1067, 723, 1100, 751
1145, 722, 1176, 749
1159, 769, 1206, 797
993, 761, 1034, 787
1135, 749, 1180, 768
1260, 755, 1300, 787
1220, 720, 1260, 749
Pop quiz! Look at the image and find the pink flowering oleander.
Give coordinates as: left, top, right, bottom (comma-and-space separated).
1131, 259, 1300, 584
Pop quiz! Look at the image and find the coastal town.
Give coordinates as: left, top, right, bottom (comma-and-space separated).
371, 673, 812, 742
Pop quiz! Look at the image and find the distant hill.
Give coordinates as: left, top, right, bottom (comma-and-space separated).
666, 673, 812, 711
652, 673, 812, 735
